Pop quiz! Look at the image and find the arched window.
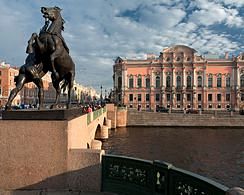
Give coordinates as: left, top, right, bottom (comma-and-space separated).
217, 77, 222, 88
187, 76, 191, 88
137, 76, 142, 88
156, 76, 160, 88
197, 76, 202, 87
241, 75, 244, 87
118, 77, 122, 89
226, 77, 231, 88
129, 76, 134, 88
176, 76, 181, 88
208, 76, 213, 88
146, 78, 150, 88
166, 76, 171, 87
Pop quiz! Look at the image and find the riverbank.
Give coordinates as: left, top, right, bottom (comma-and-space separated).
127, 109, 244, 127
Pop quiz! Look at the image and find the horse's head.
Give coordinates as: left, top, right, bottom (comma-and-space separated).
41, 6, 62, 22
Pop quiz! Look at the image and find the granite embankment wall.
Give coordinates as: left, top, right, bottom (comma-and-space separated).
127, 110, 244, 127
0, 110, 107, 191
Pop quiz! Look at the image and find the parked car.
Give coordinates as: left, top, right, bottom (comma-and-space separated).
186, 108, 199, 114
156, 106, 169, 113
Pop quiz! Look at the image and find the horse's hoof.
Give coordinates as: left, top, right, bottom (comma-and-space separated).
50, 104, 58, 109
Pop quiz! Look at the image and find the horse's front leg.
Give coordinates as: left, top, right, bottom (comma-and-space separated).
32, 33, 45, 53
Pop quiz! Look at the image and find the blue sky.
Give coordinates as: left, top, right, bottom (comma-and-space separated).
0, 0, 243, 92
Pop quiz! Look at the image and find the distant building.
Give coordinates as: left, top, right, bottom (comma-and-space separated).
113, 45, 244, 111
0, 62, 19, 106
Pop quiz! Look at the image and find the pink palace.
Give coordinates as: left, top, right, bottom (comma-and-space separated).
113, 45, 244, 111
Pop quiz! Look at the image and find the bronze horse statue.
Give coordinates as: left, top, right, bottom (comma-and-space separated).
5, 6, 75, 110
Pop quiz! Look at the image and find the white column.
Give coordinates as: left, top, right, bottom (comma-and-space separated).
237, 67, 240, 87
183, 68, 186, 87
232, 67, 235, 89
162, 68, 165, 87
193, 67, 197, 87
172, 68, 175, 87
124, 69, 127, 89
203, 68, 206, 87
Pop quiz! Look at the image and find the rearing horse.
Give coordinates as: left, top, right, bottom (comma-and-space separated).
28, 6, 75, 109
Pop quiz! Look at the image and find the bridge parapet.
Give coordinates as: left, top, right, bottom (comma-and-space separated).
101, 154, 229, 195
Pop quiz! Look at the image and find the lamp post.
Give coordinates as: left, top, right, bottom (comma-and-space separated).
100, 85, 103, 102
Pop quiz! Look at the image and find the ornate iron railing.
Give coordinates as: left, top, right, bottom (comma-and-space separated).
93, 109, 103, 120
87, 112, 91, 125
101, 154, 229, 195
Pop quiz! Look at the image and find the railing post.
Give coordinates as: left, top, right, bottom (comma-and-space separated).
153, 160, 172, 195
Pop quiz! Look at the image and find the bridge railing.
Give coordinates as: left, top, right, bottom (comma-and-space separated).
87, 107, 106, 125
101, 154, 229, 195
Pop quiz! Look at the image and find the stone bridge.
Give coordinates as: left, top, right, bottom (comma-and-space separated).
0, 107, 110, 192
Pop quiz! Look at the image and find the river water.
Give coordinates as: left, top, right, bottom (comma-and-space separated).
102, 127, 244, 188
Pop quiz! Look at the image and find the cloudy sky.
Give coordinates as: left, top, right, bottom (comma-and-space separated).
0, 0, 243, 92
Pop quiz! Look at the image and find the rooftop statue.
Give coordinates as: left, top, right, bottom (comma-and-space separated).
5, 6, 75, 110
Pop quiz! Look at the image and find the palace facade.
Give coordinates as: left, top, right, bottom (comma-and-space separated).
113, 45, 244, 111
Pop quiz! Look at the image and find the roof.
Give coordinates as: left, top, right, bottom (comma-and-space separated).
163, 45, 197, 53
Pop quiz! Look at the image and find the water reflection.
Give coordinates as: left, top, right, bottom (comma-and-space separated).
102, 127, 244, 188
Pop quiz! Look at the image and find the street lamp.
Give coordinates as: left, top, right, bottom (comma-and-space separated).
100, 85, 103, 101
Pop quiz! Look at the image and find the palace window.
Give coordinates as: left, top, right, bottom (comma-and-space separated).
197, 76, 202, 87
118, 77, 122, 89
137, 76, 142, 88
187, 94, 191, 101
198, 94, 202, 101
138, 94, 141, 101
155, 93, 160, 101
129, 77, 134, 88
226, 94, 230, 101
226, 77, 231, 88
177, 94, 181, 101
146, 94, 150, 101
166, 76, 171, 87
241, 94, 244, 101
176, 76, 181, 88
155, 76, 160, 88
217, 94, 221, 101
129, 94, 133, 101
208, 76, 213, 88
187, 76, 192, 88
118, 94, 121, 101
167, 94, 171, 101
241, 75, 244, 88
146, 78, 150, 88
208, 94, 212, 101
217, 77, 222, 88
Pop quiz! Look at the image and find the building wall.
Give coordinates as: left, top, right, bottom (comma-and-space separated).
113, 45, 244, 111
0, 63, 20, 106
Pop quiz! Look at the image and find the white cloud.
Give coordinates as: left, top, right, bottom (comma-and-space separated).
188, 0, 244, 27
0, 0, 243, 91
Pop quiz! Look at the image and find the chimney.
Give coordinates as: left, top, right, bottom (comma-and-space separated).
225, 52, 229, 59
